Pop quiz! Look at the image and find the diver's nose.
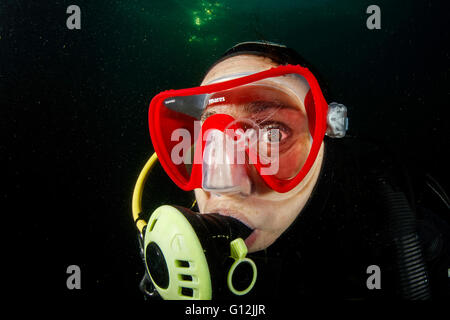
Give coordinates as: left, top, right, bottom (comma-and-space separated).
201, 129, 252, 196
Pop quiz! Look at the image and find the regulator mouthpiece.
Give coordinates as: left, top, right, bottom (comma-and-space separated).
143, 205, 257, 300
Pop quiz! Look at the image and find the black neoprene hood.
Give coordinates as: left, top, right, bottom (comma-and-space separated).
204, 41, 330, 97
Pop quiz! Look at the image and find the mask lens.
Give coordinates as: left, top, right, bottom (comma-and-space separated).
158, 103, 198, 182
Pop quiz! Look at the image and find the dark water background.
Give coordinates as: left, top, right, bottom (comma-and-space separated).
1, 0, 448, 303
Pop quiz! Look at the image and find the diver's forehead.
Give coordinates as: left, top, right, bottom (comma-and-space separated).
201, 54, 278, 86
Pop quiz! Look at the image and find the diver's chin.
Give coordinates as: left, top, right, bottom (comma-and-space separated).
244, 229, 258, 252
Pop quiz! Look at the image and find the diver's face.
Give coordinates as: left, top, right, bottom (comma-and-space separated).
195, 55, 324, 253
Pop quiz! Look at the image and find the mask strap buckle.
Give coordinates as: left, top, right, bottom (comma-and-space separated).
326, 102, 348, 138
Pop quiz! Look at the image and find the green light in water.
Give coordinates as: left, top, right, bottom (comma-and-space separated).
188, 1, 223, 44
192, 0, 220, 27
188, 34, 207, 43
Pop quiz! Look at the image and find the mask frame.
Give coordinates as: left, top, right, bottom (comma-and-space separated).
149, 64, 343, 193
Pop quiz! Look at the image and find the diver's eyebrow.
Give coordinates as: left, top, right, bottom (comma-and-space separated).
200, 109, 217, 122
200, 100, 299, 122
243, 100, 299, 114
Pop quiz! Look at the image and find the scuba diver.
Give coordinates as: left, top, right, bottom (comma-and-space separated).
132, 41, 450, 300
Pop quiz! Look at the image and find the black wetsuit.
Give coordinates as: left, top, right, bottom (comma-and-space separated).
246, 136, 450, 300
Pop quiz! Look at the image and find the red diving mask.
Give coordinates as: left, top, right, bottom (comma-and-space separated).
148, 65, 346, 194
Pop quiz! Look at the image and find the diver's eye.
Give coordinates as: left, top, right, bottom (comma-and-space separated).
259, 123, 290, 144
261, 129, 281, 143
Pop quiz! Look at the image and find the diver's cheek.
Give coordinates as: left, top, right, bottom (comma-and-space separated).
247, 229, 279, 253
194, 188, 208, 213
246, 164, 274, 195
275, 144, 309, 179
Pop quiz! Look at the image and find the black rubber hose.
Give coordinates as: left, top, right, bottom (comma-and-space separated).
137, 233, 160, 299
378, 179, 431, 300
